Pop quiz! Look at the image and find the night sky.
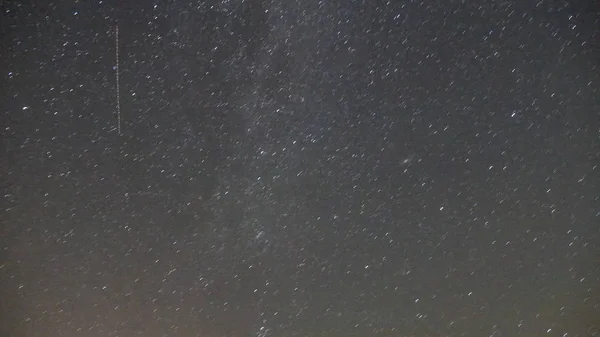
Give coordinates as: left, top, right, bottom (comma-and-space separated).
2, 0, 600, 336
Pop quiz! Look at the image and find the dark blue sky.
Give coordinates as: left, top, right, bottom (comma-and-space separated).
1, 0, 599, 336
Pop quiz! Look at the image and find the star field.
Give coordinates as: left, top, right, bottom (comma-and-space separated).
1, 0, 599, 336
